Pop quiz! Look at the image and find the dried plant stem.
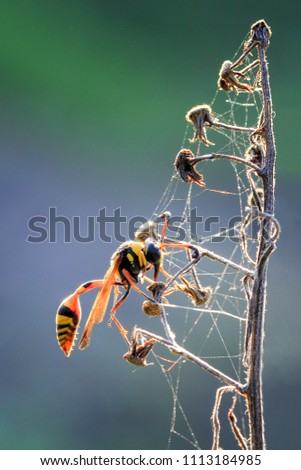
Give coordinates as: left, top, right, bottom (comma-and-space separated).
244, 23, 277, 450
132, 20, 277, 451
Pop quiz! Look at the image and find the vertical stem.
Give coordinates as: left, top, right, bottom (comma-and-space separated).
246, 24, 276, 450
246, 262, 267, 449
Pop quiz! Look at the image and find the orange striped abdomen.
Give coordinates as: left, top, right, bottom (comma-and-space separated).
56, 292, 81, 357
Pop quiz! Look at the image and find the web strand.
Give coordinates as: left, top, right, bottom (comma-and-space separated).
145, 43, 263, 449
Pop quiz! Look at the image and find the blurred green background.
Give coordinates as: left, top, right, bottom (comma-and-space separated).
1, 0, 300, 450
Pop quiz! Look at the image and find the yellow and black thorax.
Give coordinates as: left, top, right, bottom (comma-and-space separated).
113, 239, 163, 284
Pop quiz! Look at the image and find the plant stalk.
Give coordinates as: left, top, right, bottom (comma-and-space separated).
245, 22, 276, 450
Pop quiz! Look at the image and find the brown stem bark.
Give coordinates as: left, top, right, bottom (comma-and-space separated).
245, 23, 276, 450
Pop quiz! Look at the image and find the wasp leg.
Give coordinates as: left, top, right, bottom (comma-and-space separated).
160, 265, 173, 279
110, 267, 163, 343
121, 269, 153, 299
109, 285, 131, 345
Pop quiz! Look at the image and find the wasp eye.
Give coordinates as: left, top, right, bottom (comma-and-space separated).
144, 239, 161, 266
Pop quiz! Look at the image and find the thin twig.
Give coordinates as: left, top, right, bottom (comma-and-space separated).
231, 42, 258, 69
160, 250, 202, 296
246, 170, 263, 211
200, 248, 254, 278
192, 153, 262, 174
186, 248, 202, 290
164, 237, 254, 278
212, 121, 256, 133
246, 207, 280, 243
136, 328, 246, 393
160, 305, 176, 343
240, 213, 256, 266
228, 395, 249, 450
212, 387, 235, 450
236, 59, 260, 75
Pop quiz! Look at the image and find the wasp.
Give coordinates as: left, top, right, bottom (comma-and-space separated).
56, 213, 200, 357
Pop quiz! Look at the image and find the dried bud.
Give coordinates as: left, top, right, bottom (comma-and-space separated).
245, 144, 264, 167
218, 60, 253, 93
185, 104, 214, 145
142, 300, 162, 316
174, 149, 205, 187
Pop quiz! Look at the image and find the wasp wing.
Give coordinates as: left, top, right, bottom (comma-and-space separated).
78, 256, 121, 350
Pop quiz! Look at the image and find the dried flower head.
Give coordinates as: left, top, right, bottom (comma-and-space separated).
174, 149, 205, 187
185, 104, 214, 145
135, 220, 159, 242
245, 144, 264, 167
123, 329, 155, 367
176, 276, 212, 306
218, 60, 253, 93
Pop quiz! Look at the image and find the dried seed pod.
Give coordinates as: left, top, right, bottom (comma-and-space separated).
142, 300, 162, 316
185, 104, 215, 145
174, 148, 205, 187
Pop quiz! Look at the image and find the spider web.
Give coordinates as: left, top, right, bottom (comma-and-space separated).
143, 37, 263, 450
